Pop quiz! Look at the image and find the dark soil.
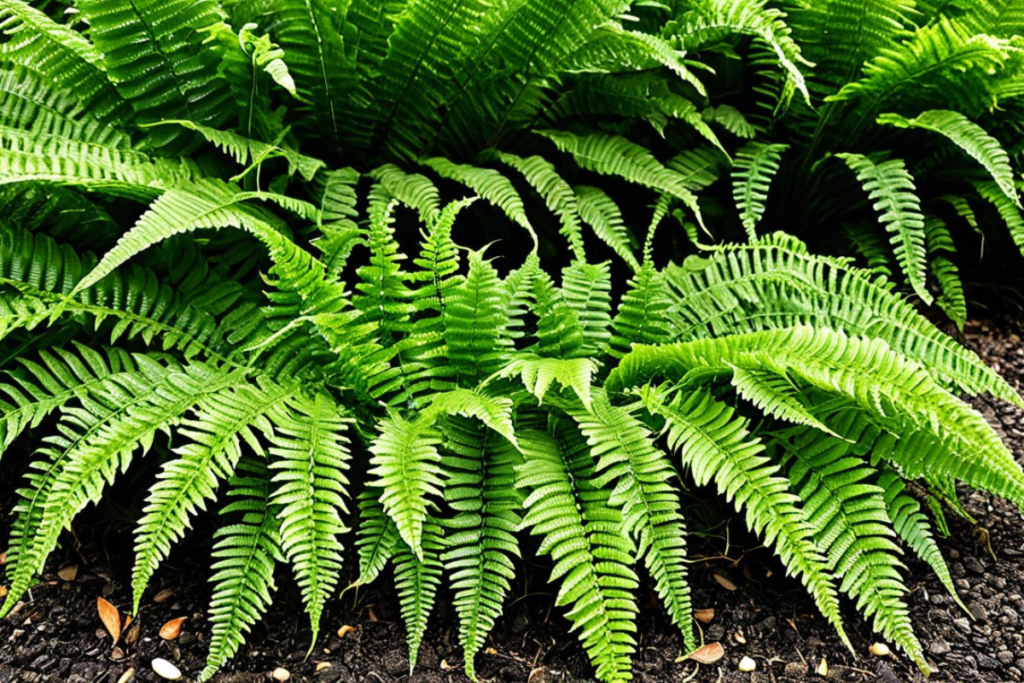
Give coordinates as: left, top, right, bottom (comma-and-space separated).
3, 320, 1024, 683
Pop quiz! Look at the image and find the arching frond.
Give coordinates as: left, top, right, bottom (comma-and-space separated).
394, 519, 444, 673
731, 142, 787, 240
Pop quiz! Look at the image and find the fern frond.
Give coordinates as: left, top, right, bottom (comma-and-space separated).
369, 413, 443, 559
444, 251, 510, 383
77, 0, 232, 152
569, 393, 695, 650
575, 186, 641, 272
492, 354, 597, 410
836, 153, 930, 303
729, 365, 838, 437
394, 519, 445, 673
924, 217, 966, 329
731, 142, 787, 240
561, 260, 614, 357
268, 393, 352, 643
200, 457, 283, 683
638, 386, 850, 651
975, 180, 1024, 258
441, 416, 523, 680
132, 378, 293, 612
370, 164, 442, 225
878, 110, 1019, 207
516, 424, 638, 683
356, 490, 401, 585
609, 261, 673, 358
541, 130, 704, 229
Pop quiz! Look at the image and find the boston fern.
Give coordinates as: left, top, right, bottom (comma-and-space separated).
2, 0, 1024, 682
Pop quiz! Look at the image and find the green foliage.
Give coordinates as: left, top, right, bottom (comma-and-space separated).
1, 2, 1024, 683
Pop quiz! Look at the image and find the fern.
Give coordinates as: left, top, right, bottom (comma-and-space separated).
731, 142, 788, 240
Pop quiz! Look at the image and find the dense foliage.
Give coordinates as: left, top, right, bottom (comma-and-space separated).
1, 1, 1024, 681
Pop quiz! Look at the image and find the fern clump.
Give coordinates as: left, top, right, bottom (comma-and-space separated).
0, 1, 1023, 682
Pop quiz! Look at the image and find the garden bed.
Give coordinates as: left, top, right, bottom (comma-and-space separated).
2, 319, 1024, 683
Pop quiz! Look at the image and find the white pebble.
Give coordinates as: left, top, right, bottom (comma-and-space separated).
151, 658, 181, 681
272, 667, 291, 682
738, 656, 757, 672
870, 642, 891, 657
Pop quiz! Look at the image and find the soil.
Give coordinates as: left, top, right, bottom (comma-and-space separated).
3, 320, 1024, 683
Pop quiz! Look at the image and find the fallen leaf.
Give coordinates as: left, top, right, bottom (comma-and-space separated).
111, 646, 125, 661
712, 570, 737, 591
115, 667, 135, 683
124, 620, 141, 646
159, 617, 186, 641
694, 608, 714, 623
97, 597, 121, 643
153, 589, 175, 604
57, 565, 78, 582
686, 642, 725, 664
0, 585, 8, 598
367, 607, 379, 622
816, 657, 828, 677
315, 662, 331, 673
0, 551, 6, 565
440, 660, 454, 670
123, 615, 132, 630
336, 624, 356, 639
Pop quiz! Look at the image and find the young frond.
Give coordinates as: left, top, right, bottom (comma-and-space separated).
491, 354, 598, 410
394, 519, 445, 673
356, 491, 401, 586
371, 164, 443, 225
444, 252, 510, 382
268, 393, 352, 642
731, 142, 788, 240
836, 153, 930, 303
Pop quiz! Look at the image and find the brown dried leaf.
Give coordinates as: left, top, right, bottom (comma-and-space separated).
159, 617, 186, 641
57, 565, 78, 582
0, 550, 7, 565
712, 570, 737, 591
336, 625, 356, 639
367, 607, 378, 622
124, 620, 141, 647
153, 589, 175, 604
694, 608, 714, 623
687, 642, 725, 664
0, 585, 8, 598
97, 597, 121, 642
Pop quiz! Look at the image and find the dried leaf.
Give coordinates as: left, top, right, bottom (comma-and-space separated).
367, 607, 378, 622
440, 659, 454, 670
336, 624, 356, 639
57, 565, 78, 582
159, 617, 186, 640
0, 551, 7, 565
695, 608, 714, 623
115, 667, 135, 683
124, 620, 141, 646
153, 589, 175, 604
712, 570, 737, 591
97, 597, 121, 642
0, 585, 8, 598
687, 642, 725, 664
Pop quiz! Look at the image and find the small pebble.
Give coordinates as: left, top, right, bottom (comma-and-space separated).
738, 656, 756, 672
870, 642, 891, 657
116, 668, 135, 683
151, 658, 182, 681
272, 667, 291, 682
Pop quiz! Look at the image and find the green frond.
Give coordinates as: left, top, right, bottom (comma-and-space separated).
614, 326, 1024, 512
778, 418, 926, 670
440, 416, 523, 680
369, 413, 444, 559
541, 130, 704, 229
495, 151, 586, 261
609, 261, 673, 358
569, 393, 695, 650
876, 467, 966, 612
356, 490, 401, 585
444, 251, 510, 383
705, 105, 757, 139
370, 164, 442, 224
975, 180, 1024, 258
878, 110, 1019, 207
132, 378, 293, 612
836, 153, 930, 303
200, 457, 283, 683
423, 389, 518, 447
394, 519, 445, 673
0, 362, 248, 618
843, 221, 895, 277
421, 157, 537, 249
731, 142, 787, 240
729, 365, 839, 437
638, 386, 850, 651
561, 260, 614, 357
924, 217, 966, 329
661, 234, 1022, 408
829, 18, 1014, 120
268, 393, 352, 642
492, 354, 597, 410
671, 0, 812, 104
532, 270, 587, 359
516, 424, 638, 683
575, 186, 641, 272
0, 0, 131, 125
76, 0, 232, 152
